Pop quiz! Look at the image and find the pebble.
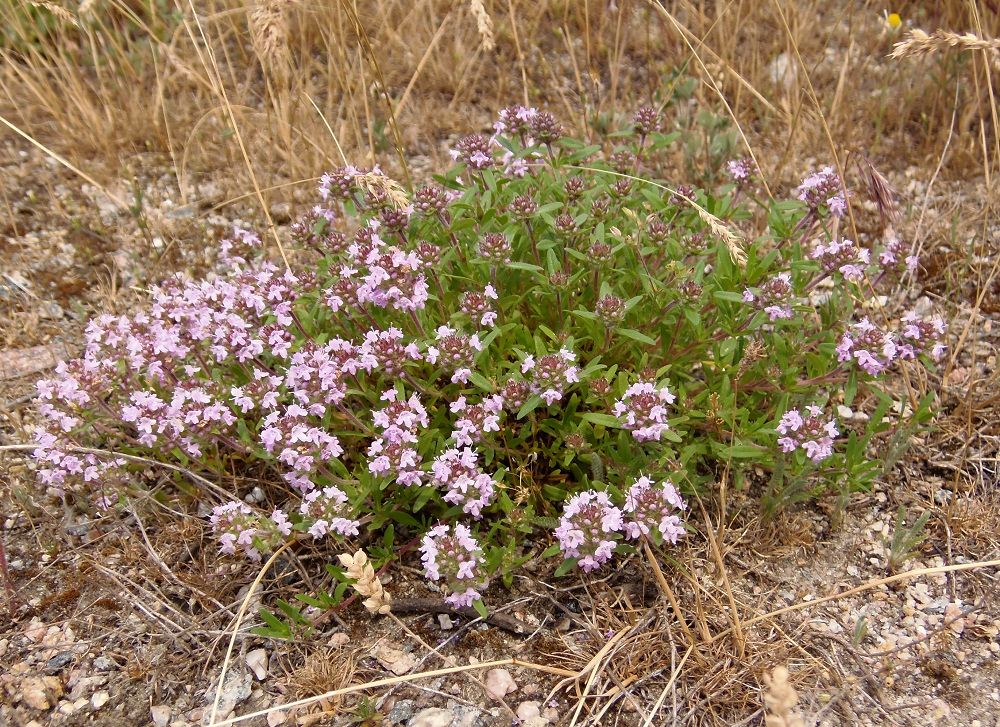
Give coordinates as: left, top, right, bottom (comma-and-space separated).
388, 699, 415, 724
93, 656, 117, 671
44, 651, 74, 675
408, 707, 454, 727
151, 704, 171, 727
92, 691, 109, 709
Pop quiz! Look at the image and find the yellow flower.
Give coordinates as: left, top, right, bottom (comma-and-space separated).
885, 11, 902, 30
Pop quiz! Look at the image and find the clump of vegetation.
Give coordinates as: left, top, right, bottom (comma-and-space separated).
30, 105, 944, 610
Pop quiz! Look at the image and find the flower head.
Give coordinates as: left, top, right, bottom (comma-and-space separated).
623, 476, 686, 541
777, 406, 838, 462
420, 524, 487, 608
612, 381, 676, 442
554, 490, 623, 571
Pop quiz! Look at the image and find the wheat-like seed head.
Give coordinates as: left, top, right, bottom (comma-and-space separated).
469, 0, 495, 51
338, 550, 393, 615
355, 171, 411, 210
248, 0, 293, 84
27, 1, 79, 26
890, 28, 1000, 61
762, 666, 805, 727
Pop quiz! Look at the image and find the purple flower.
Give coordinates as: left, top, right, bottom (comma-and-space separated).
210, 501, 290, 561
612, 381, 676, 442
554, 490, 623, 571
420, 524, 487, 608
811, 238, 871, 282
623, 476, 686, 542
523, 347, 580, 406
725, 158, 755, 185
837, 318, 897, 376
428, 325, 483, 384
300, 486, 359, 539
743, 272, 795, 321
451, 394, 503, 447
777, 405, 838, 463
430, 447, 496, 518
897, 310, 947, 361
460, 285, 499, 328
796, 166, 846, 217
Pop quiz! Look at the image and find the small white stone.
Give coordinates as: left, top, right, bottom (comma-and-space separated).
91, 691, 109, 709
246, 649, 268, 680
266, 709, 287, 726
484, 668, 518, 700
151, 704, 171, 727
409, 707, 454, 727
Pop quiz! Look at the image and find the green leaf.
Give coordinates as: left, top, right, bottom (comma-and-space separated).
472, 599, 489, 619
554, 558, 579, 577
581, 412, 622, 428
507, 261, 544, 273
617, 328, 656, 345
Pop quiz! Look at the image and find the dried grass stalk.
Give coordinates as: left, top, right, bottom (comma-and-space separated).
762, 666, 805, 727
338, 550, 392, 614
469, 0, 495, 51
890, 28, 1000, 60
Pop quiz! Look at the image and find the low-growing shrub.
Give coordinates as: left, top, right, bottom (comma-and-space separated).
30, 105, 944, 610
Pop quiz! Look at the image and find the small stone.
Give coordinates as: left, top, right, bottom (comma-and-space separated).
517, 701, 542, 720
484, 668, 517, 700
409, 708, 454, 727
266, 709, 287, 726
374, 643, 419, 676
92, 691, 109, 709
93, 656, 116, 671
44, 651, 74, 674
437, 614, 454, 630
388, 699, 415, 724
21, 675, 62, 710
327, 633, 350, 648
151, 704, 171, 727
246, 648, 268, 680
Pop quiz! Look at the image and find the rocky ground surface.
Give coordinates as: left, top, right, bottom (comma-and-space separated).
1, 136, 998, 727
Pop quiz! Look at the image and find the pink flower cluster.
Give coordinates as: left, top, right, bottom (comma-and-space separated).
622, 476, 687, 542
837, 313, 945, 376
796, 166, 846, 217
430, 447, 496, 518
777, 406, 838, 463
725, 158, 755, 185
210, 502, 292, 561
742, 272, 794, 321
612, 381, 676, 442
521, 347, 580, 405
420, 524, 486, 608
460, 285, 499, 328
836, 318, 898, 375
300, 486, 360, 539
324, 224, 428, 313
450, 394, 503, 447
899, 311, 947, 361
427, 325, 484, 384
811, 238, 870, 282
368, 389, 429, 487
554, 490, 623, 572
